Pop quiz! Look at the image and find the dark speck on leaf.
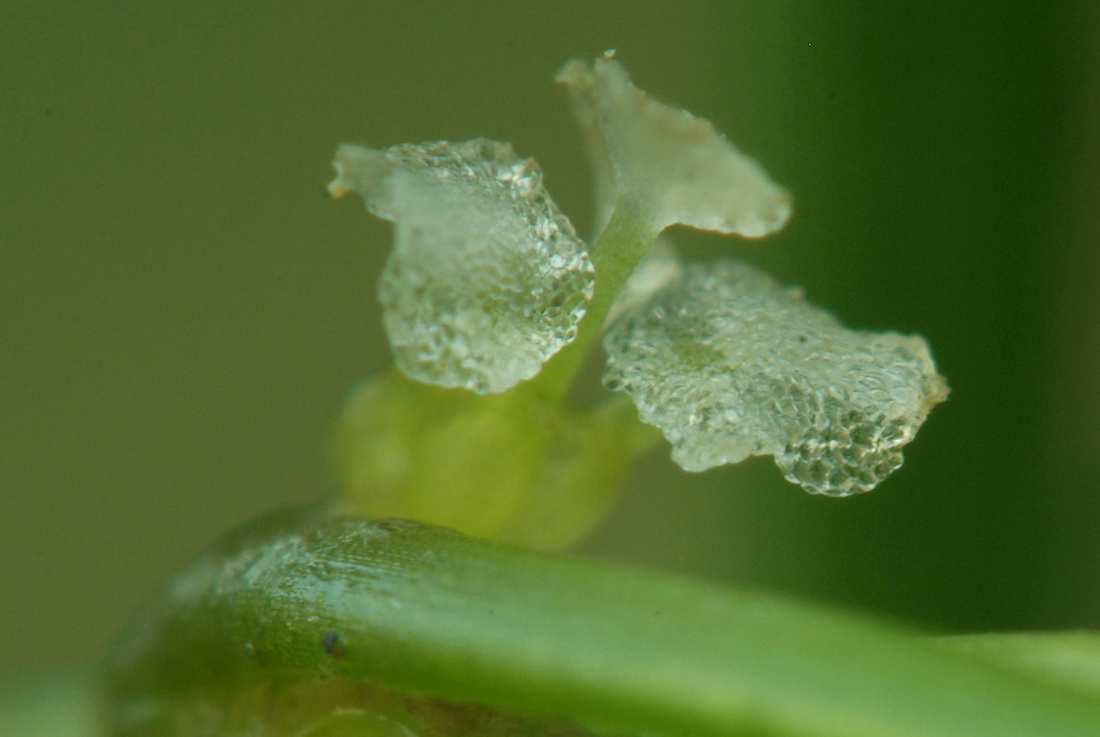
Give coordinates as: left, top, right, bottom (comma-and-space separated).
322, 630, 346, 658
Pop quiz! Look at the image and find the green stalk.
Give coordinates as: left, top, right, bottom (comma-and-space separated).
104, 511, 1100, 737
531, 206, 659, 403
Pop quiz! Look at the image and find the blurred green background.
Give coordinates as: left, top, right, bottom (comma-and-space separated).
3, 0, 1099, 673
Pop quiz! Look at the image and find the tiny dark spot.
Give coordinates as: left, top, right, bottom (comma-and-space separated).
321, 630, 346, 658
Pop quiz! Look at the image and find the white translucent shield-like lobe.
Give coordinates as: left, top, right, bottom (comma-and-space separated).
557, 55, 792, 238
556, 56, 617, 234
330, 139, 594, 393
603, 260, 949, 495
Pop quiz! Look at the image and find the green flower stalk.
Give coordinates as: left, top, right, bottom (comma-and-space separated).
100, 53, 982, 737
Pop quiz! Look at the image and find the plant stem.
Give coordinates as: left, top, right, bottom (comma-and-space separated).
104, 512, 1100, 737
530, 205, 659, 403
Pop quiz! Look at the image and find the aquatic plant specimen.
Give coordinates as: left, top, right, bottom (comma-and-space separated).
329, 51, 947, 521
100, 54, 969, 737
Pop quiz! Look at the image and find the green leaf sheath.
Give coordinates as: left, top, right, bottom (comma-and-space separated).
103, 510, 1100, 737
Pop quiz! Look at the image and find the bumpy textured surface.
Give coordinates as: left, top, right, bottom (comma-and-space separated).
557, 55, 792, 238
603, 260, 948, 495
330, 139, 594, 393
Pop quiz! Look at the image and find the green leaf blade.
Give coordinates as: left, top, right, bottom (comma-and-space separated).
104, 513, 1100, 737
